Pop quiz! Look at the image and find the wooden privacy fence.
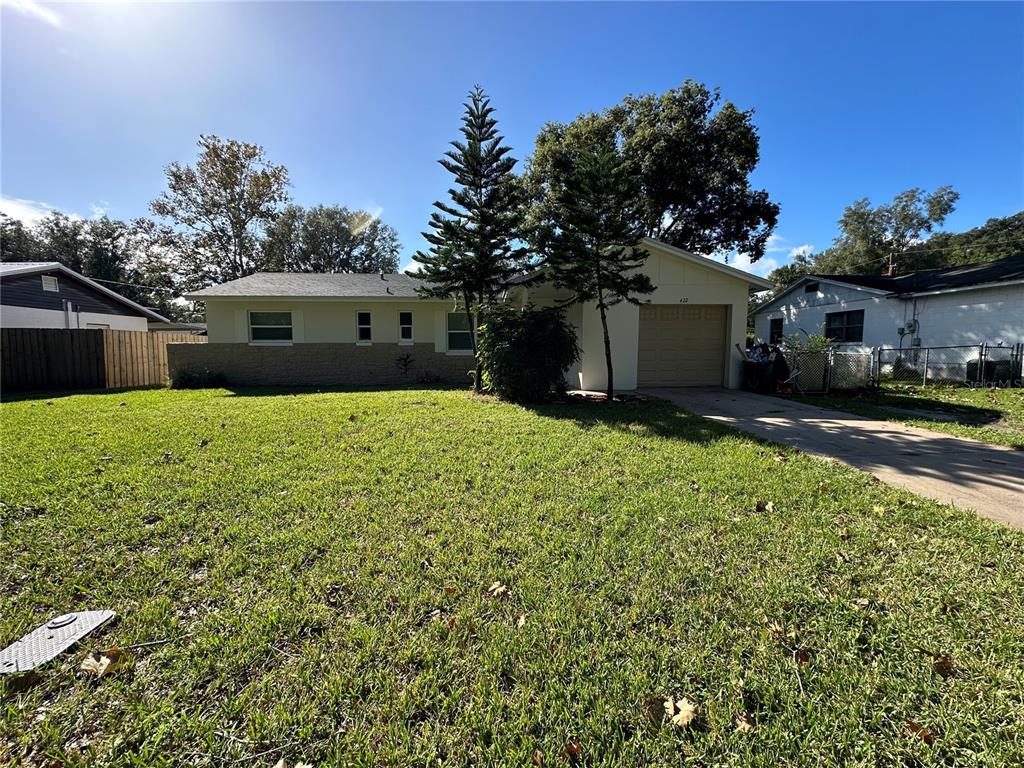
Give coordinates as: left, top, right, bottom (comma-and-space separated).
1, 328, 206, 393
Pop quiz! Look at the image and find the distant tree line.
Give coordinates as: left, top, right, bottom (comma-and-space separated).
766, 188, 1022, 292
0, 135, 401, 321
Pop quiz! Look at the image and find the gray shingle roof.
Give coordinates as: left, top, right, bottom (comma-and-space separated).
185, 272, 433, 300
811, 252, 1024, 295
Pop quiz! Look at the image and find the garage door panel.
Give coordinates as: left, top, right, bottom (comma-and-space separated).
637, 304, 726, 387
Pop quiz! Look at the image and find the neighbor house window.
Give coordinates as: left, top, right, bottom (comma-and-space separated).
804, 281, 820, 293
248, 311, 293, 342
769, 318, 784, 344
447, 312, 473, 351
824, 309, 864, 343
356, 311, 372, 343
399, 311, 413, 344
41, 275, 59, 292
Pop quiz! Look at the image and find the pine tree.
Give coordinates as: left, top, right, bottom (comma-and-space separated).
537, 148, 653, 401
413, 86, 529, 392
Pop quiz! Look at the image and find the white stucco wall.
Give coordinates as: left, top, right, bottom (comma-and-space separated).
0, 304, 148, 331
203, 299, 469, 354
753, 282, 1024, 350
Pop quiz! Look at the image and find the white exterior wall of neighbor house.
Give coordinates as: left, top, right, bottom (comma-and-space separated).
911, 284, 1024, 346
0, 304, 149, 331
753, 282, 1024, 350
753, 283, 905, 352
204, 299, 466, 352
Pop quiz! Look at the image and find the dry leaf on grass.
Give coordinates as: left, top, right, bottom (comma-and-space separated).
272, 760, 314, 768
559, 738, 581, 759
80, 647, 124, 677
838, 527, 851, 540
516, 614, 527, 629
664, 696, 698, 727
907, 720, 937, 745
734, 711, 755, 733
531, 748, 544, 765
486, 581, 508, 599
443, 586, 456, 596
932, 654, 955, 678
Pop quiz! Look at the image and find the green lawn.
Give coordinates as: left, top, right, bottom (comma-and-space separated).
1, 388, 1022, 767
792, 385, 1024, 449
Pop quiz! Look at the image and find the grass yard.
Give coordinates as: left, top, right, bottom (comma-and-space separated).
792, 385, 1024, 449
1, 388, 1023, 767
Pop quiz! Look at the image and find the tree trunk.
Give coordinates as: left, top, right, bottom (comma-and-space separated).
597, 289, 614, 403
464, 291, 482, 393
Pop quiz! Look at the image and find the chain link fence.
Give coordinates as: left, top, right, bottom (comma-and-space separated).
877, 343, 1023, 387
789, 349, 873, 393
784, 342, 1022, 394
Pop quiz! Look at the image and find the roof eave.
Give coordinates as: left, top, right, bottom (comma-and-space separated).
891, 277, 1024, 298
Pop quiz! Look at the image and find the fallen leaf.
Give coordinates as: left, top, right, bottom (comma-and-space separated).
272, 760, 315, 768
443, 586, 456, 596
794, 647, 812, 665
932, 654, 954, 678
689, 481, 701, 492
516, 614, 527, 629
872, 505, 886, 515
665, 696, 698, 727
531, 748, 544, 765
734, 711, 755, 732
907, 720, 937, 745
80, 647, 124, 677
559, 738, 581, 759
838, 527, 850, 540
486, 581, 508, 599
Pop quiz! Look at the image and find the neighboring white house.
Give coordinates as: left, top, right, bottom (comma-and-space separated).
172, 238, 771, 390
0, 262, 169, 331
751, 253, 1024, 351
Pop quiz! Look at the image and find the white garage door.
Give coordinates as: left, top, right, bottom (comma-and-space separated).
637, 304, 727, 387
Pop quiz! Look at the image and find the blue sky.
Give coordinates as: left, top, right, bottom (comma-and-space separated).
2, 1, 1022, 276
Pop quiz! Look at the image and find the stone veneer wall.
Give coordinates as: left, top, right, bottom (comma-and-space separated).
167, 343, 474, 387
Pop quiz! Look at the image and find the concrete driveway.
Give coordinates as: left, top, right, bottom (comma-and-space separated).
643, 387, 1024, 529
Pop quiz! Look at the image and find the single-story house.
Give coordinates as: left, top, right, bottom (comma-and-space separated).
751, 253, 1024, 351
0, 261, 169, 331
171, 238, 771, 390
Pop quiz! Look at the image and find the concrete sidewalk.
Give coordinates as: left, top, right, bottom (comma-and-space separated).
644, 387, 1024, 529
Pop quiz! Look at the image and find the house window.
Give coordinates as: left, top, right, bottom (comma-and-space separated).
447, 312, 473, 351
769, 318, 784, 344
804, 281, 820, 293
398, 311, 413, 344
356, 311, 372, 343
41, 275, 59, 292
824, 309, 864, 343
248, 311, 293, 342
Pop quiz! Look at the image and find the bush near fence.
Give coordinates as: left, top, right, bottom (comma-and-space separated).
1, 328, 206, 393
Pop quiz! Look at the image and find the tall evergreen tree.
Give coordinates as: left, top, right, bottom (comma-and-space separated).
535, 147, 653, 401
412, 86, 530, 391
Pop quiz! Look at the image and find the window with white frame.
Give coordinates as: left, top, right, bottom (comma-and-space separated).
356, 311, 372, 343
41, 275, 59, 292
398, 311, 413, 344
447, 312, 473, 351
248, 311, 293, 342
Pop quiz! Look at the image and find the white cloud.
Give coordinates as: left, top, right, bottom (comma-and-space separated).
401, 258, 423, 274
89, 202, 110, 219
0, 196, 59, 224
731, 252, 779, 278
1, 0, 62, 28
765, 233, 788, 253
788, 244, 814, 259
